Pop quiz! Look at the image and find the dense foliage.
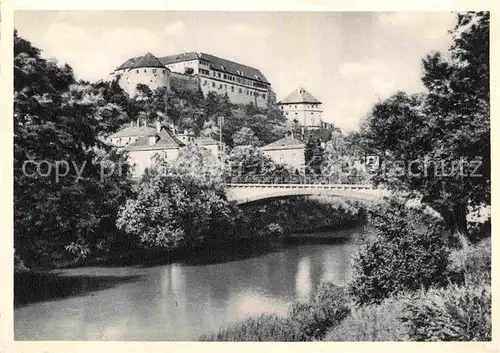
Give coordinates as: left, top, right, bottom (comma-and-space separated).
401, 282, 491, 341
116, 143, 235, 250
348, 198, 453, 305
14, 30, 134, 267
356, 11, 490, 241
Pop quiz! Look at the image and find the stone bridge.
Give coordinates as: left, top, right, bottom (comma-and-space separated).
226, 183, 387, 205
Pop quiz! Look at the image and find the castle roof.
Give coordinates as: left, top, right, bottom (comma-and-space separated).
278, 87, 321, 104
261, 136, 305, 151
108, 125, 157, 139
116, 52, 165, 70
125, 128, 185, 151
118, 51, 270, 84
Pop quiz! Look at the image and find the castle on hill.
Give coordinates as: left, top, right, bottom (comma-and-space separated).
110, 51, 330, 130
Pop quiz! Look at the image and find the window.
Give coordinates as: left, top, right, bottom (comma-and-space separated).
225, 84, 227, 89
295, 105, 297, 108
239, 88, 243, 93
281, 106, 283, 110
144, 69, 147, 73
212, 82, 215, 87
136, 70, 139, 73
203, 80, 208, 86
217, 73, 221, 78
219, 84, 223, 89
262, 94, 266, 99
231, 86, 234, 92
153, 69, 157, 73
223, 74, 227, 79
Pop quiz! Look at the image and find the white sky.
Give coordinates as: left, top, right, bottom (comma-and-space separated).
14, 11, 456, 131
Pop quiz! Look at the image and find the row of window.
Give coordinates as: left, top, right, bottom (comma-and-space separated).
202, 79, 266, 99
132, 69, 168, 74
199, 69, 267, 89
281, 104, 320, 109
285, 112, 318, 115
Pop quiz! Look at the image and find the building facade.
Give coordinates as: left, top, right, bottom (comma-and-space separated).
278, 88, 325, 129
112, 52, 271, 107
261, 136, 306, 170
106, 122, 220, 176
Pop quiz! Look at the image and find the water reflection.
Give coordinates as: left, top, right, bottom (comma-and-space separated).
295, 256, 312, 301
15, 229, 361, 341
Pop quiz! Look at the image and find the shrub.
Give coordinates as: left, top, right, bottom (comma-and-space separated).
325, 298, 409, 341
400, 282, 491, 341
198, 314, 296, 341
200, 282, 350, 341
449, 238, 491, 285
348, 198, 452, 305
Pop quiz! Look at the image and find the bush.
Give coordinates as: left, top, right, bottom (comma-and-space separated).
400, 282, 491, 341
325, 298, 409, 341
288, 283, 350, 340
348, 198, 452, 305
199, 315, 296, 341
200, 282, 350, 341
449, 238, 491, 285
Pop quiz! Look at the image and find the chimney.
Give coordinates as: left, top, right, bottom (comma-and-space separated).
156, 120, 161, 133
149, 136, 156, 146
130, 121, 133, 127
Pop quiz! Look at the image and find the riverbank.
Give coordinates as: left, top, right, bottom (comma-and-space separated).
200, 237, 491, 342
16, 196, 367, 271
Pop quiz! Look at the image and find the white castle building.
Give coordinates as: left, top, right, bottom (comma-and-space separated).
111, 52, 271, 108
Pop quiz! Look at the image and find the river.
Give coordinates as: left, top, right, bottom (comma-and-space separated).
14, 227, 364, 341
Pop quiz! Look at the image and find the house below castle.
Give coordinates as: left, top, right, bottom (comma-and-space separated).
106, 122, 220, 176
261, 136, 306, 170
111, 52, 271, 108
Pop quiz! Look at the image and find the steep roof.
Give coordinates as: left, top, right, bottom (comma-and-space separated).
199, 53, 269, 84
108, 126, 157, 139
158, 52, 201, 65
278, 87, 321, 104
125, 128, 184, 151
116, 52, 165, 70
159, 52, 270, 84
261, 136, 305, 151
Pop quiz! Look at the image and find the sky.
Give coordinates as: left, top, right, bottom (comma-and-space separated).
14, 11, 456, 131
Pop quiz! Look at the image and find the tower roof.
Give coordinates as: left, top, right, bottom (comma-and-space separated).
116, 52, 165, 70
278, 87, 321, 104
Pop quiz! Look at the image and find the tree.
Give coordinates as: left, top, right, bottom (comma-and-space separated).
116, 144, 234, 250
304, 136, 324, 175
357, 12, 489, 242
225, 145, 292, 182
233, 127, 262, 146
14, 30, 133, 266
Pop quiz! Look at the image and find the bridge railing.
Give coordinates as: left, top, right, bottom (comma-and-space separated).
227, 183, 377, 190
224, 175, 373, 186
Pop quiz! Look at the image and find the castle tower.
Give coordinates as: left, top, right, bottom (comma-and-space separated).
278, 87, 324, 130
112, 52, 170, 96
